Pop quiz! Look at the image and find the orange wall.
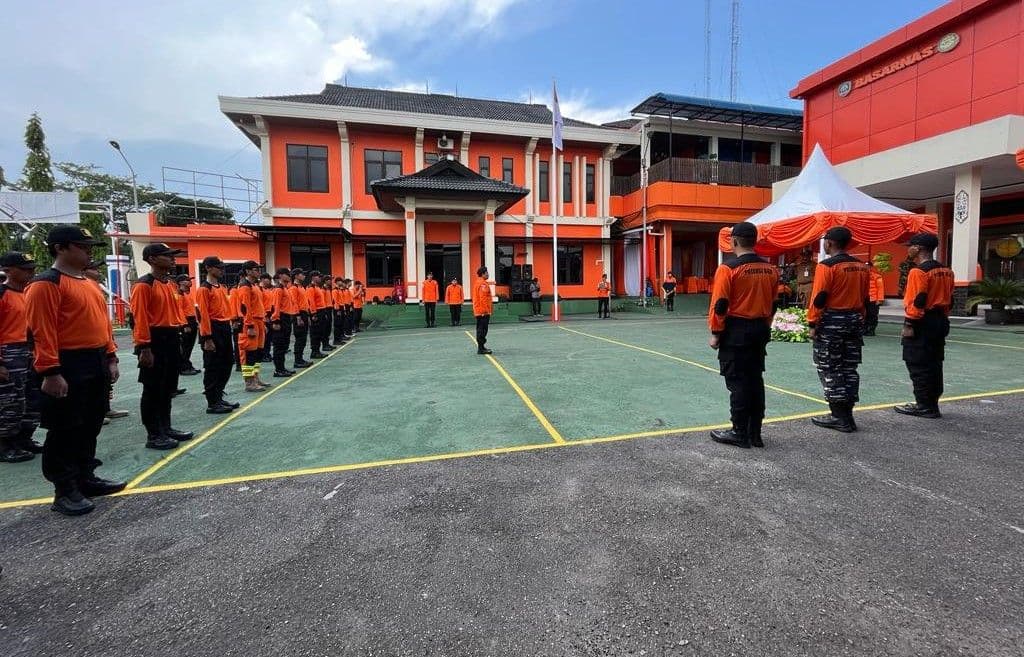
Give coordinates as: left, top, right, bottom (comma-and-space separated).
798, 0, 1023, 162
269, 122, 343, 208
467, 136, 529, 215
534, 145, 606, 218
348, 127, 417, 212
424, 221, 462, 243
615, 182, 772, 228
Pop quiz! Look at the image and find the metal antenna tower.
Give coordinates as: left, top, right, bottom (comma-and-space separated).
729, 0, 740, 100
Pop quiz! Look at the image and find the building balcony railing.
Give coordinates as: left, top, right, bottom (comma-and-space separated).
611, 158, 801, 196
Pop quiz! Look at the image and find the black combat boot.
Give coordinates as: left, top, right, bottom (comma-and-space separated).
710, 428, 751, 449
894, 403, 941, 419
812, 403, 856, 433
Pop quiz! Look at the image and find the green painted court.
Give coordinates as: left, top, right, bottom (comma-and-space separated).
3, 313, 1024, 508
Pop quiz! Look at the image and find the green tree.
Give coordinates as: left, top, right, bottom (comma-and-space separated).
19, 113, 56, 264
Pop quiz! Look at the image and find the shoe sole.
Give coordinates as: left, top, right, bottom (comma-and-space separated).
51, 502, 95, 516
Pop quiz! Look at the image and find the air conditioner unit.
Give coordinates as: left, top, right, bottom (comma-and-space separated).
437, 135, 454, 150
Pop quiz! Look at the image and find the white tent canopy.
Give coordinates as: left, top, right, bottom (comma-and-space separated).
747, 144, 911, 226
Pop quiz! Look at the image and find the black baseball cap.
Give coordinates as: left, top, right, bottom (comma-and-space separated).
731, 221, 757, 239
275, 267, 291, 276
46, 225, 104, 246
290, 268, 304, 276
259, 272, 272, 280
908, 233, 939, 250
175, 274, 192, 282
0, 251, 38, 268
309, 270, 322, 277
202, 255, 225, 268
142, 243, 187, 260
241, 259, 260, 270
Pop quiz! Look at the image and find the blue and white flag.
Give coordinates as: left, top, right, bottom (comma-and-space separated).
552, 82, 563, 152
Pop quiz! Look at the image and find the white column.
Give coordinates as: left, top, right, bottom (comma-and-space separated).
415, 128, 425, 171
951, 166, 982, 282
602, 150, 614, 219
524, 137, 538, 216
525, 218, 534, 266
573, 155, 581, 218
601, 223, 611, 277
264, 240, 276, 272
709, 135, 719, 159
460, 221, 471, 300
925, 200, 941, 263
484, 200, 497, 298
557, 153, 565, 211
460, 131, 471, 165
416, 217, 426, 293
580, 156, 588, 217
254, 116, 273, 207
337, 121, 352, 206
404, 198, 418, 302
770, 142, 781, 166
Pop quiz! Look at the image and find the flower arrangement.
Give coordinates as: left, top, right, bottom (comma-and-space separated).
771, 307, 810, 343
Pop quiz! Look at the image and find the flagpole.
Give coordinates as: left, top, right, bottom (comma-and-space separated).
552, 139, 559, 321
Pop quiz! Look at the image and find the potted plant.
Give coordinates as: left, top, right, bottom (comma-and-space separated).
967, 278, 1024, 324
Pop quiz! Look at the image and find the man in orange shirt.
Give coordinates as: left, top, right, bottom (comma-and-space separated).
864, 261, 885, 336
176, 274, 201, 375
806, 227, 870, 433
131, 243, 195, 450
305, 271, 326, 360
352, 280, 365, 333
289, 269, 312, 368
707, 222, 778, 449
445, 277, 463, 326
259, 273, 275, 362
597, 273, 611, 319
25, 226, 125, 515
422, 271, 439, 328
270, 268, 296, 377
196, 255, 237, 414
896, 233, 954, 419
233, 260, 270, 392
319, 276, 336, 353
472, 266, 493, 354
0, 251, 42, 463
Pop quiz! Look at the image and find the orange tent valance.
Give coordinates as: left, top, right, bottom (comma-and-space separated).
718, 211, 937, 257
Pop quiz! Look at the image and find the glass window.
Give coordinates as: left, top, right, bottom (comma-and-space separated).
365, 244, 404, 286
424, 152, 439, 165
496, 244, 514, 284
286, 144, 329, 193
563, 162, 572, 203
478, 156, 490, 178
502, 158, 514, 184
365, 150, 403, 193
538, 161, 549, 202
585, 164, 595, 203
557, 243, 583, 285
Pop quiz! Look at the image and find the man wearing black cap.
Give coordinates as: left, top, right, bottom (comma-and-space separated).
305, 270, 326, 359
289, 269, 312, 368
707, 221, 778, 449
130, 244, 195, 449
270, 268, 296, 377
196, 255, 237, 414
25, 225, 126, 515
896, 233, 953, 419
0, 251, 43, 462
806, 227, 870, 433
258, 273, 275, 362
176, 274, 201, 374
233, 260, 270, 392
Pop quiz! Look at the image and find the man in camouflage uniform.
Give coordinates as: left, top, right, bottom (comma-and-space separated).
806, 227, 870, 433
0, 251, 43, 462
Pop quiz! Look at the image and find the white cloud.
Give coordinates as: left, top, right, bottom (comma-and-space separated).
520, 89, 633, 126
0, 0, 524, 157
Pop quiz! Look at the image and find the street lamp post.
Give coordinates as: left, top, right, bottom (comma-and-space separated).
109, 140, 139, 210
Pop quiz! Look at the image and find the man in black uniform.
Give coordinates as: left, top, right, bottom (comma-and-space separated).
270, 268, 296, 378
895, 232, 954, 418
806, 227, 870, 433
290, 268, 312, 369
707, 222, 778, 449
0, 251, 42, 463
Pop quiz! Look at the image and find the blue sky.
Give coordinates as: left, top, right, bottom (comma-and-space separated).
0, 0, 942, 197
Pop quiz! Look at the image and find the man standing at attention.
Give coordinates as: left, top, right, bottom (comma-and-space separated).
176, 274, 201, 375
472, 266, 493, 355
597, 273, 611, 319
25, 226, 126, 515
806, 227, 870, 434
0, 251, 43, 463
895, 233, 954, 419
422, 272, 439, 328
662, 272, 677, 311
445, 277, 463, 326
707, 222, 778, 449
864, 261, 885, 336
196, 256, 237, 414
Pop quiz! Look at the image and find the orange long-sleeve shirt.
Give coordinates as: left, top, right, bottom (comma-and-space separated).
130, 274, 184, 348
196, 280, 233, 338
261, 287, 276, 318
597, 280, 610, 298
305, 285, 322, 311
178, 289, 197, 319
422, 279, 439, 302
445, 283, 463, 304
806, 254, 870, 326
868, 271, 885, 303
903, 261, 954, 322
233, 280, 266, 326
290, 284, 310, 314
472, 276, 493, 316
339, 288, 353, 306
25, 269, 117, 375
352, 286, 365, 308
707, 254, 778, 334
0, 284, 28, 350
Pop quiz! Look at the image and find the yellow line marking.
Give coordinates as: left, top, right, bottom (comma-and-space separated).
124, 338, 358, 490
2, 386, 1023, 511
873, 330, 1024, 351
558, 325, 829, 405
462, 331, 564, 443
